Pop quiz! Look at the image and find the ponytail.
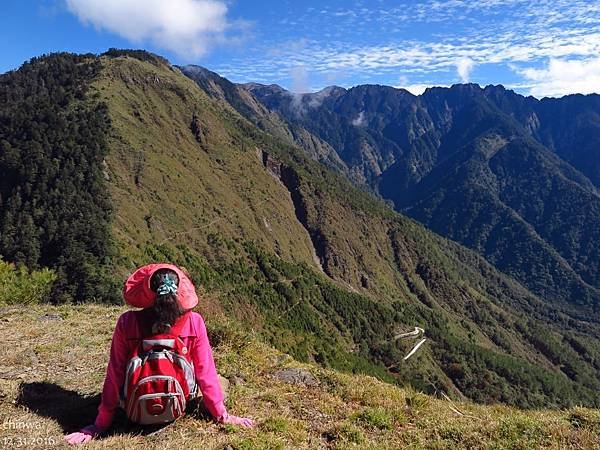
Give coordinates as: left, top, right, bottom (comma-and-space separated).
149, 269, 183, 334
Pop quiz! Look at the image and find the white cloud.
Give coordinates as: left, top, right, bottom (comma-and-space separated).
394, 83, 450, 95
210, 0, 600, 95
65, 0, 229, 58
221, 25, 600, 86
289, 65, 309, 93
456, 58, 474, 82
515, 57, 600, 97
286, 65, 309, 116
351, 111, 366, 126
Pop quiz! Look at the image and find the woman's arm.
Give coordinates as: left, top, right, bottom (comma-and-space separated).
94, 312, 131, 430
190, 313, 226, 418
190, 313, 253, 427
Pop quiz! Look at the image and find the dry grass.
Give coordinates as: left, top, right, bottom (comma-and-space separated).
0, 304, 598, 449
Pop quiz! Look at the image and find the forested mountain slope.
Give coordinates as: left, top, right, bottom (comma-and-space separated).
1, 51, 599, 409
243, 81, 600, 311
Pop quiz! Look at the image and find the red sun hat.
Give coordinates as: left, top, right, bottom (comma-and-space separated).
123, 263, 199, 310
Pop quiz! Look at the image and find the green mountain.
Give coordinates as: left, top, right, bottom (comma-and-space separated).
483, 85, 600, 188
243, 82, 600, 312
1, 51, 600, 409
179, 65, 351, 178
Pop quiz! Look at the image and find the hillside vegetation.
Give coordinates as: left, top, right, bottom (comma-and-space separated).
1, 304, 599, 449
1, 51, 600, 412
0, 54, 116, 303
243, 82, 600, 312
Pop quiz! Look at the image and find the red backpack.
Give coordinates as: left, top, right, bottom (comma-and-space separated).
122, 311, 197, 425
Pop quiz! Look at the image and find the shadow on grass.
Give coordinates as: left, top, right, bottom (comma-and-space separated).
16, 382, 211, 436
17, 382, 101, 432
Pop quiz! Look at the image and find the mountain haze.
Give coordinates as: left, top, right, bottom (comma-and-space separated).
180, 65, 351, 177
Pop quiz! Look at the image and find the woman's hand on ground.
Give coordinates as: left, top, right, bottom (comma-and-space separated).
64, 425, 102, 445
220, 412, 255, 428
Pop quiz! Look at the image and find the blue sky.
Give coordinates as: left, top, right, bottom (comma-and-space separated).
2, 0, 599, 97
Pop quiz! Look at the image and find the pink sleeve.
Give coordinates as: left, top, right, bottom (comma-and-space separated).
94, 313, 131, 430
190, 313, 226, 420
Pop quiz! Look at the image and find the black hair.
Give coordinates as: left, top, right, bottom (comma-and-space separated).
149, 268, 184, 334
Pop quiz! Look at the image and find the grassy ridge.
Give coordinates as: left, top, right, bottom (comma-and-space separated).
0, 304, 598, 449
94, 54, 319, 276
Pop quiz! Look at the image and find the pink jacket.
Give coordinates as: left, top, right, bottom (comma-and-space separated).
94, 310, 226, 430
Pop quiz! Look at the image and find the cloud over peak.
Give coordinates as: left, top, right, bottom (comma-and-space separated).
456, 58, 474, 83
65, 0, 230, 58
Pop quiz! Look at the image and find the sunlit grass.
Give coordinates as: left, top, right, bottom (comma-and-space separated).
0, 304, 597, 449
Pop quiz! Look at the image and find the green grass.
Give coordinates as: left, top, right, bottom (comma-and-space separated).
353, 407, 395, 430
0, 304, 598, 449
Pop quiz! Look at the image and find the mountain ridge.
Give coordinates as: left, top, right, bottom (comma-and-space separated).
236, 74, 600, 311
2, 50, 600, 410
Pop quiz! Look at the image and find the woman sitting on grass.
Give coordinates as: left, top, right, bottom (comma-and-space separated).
65, 263, 254, 445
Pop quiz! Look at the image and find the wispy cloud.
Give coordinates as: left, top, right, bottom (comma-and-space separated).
210, 0, 600, 97
287, 65, 309, 116
289, 65, 310, 93
65, 0, 233, 57
351, 111, 366, 127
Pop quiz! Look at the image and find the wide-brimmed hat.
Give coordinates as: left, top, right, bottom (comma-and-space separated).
123, 263, 199, 309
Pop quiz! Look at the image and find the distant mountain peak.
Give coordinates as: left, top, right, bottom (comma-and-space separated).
243, 70, 600, 312
301, 85, 347, 106
313, 85, 347, 96
180, 64, 213, 76
242, 82, 288, 94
